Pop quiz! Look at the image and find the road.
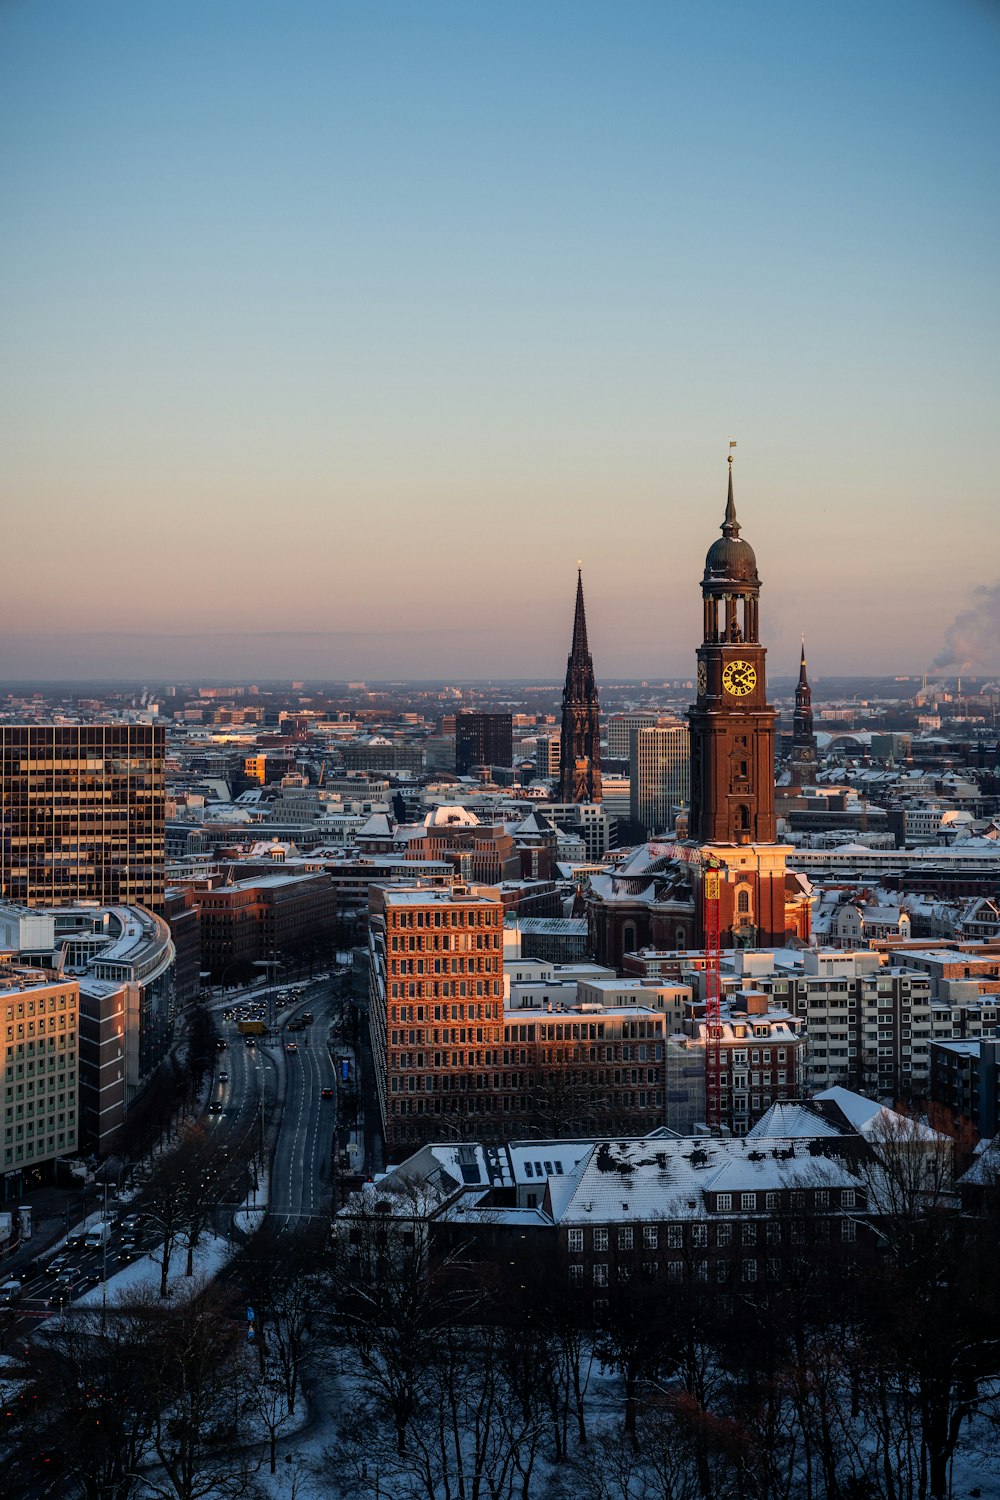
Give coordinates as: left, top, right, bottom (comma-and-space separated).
0, 970, 348, 1349
269, 1008, 338, 1227
213, 974, 342, 1230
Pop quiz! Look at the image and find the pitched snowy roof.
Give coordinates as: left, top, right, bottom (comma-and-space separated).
357, 812, 392, 839
748, 1101, 850, 1139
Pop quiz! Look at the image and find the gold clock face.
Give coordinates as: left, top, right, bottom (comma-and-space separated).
722, 660, 757, 697
697, 660, 708, 694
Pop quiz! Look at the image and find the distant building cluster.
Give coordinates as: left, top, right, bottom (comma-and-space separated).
2, 456, 999, 1209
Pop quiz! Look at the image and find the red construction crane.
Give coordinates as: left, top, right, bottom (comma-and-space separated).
636, 840, 725, 1132
702, 860, 723, 1134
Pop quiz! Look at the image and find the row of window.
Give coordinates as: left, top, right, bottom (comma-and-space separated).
567, 1205, 859, 1253
391, 981, 501, 1000
572, 1241, 856, 1288
390, 908, 497, 929
2, 994, 71, 1020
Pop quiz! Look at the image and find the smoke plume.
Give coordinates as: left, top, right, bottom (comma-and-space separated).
933, 581, 1000, 670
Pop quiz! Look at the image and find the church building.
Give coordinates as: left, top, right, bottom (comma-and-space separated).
587, 458, 812, 967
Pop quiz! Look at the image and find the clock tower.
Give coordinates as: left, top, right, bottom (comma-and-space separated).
688, 456, 777, 845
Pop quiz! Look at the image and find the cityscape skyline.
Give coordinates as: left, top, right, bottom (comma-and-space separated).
3, 1, 998, 682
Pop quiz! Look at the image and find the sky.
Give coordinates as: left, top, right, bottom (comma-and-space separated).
1, 0, 997, 683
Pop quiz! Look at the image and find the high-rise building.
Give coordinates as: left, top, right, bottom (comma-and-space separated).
629, 719, 690, 837
535, 733, 561, 780
790, 639, 818, 784
607, 712, 660, 760
0, 725, 166, 912
558, 570, 602, 804
455, 713, 513, 775
368, 884, 505, 1150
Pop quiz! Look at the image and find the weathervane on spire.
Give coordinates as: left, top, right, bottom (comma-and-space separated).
728, 436, 737, 468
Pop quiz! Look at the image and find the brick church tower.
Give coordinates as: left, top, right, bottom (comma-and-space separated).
688, 455, 802, 948
559, 568, 603, 804
689, 455, 776, 845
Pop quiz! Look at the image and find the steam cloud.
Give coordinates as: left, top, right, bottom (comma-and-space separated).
933, 581, 1000, 670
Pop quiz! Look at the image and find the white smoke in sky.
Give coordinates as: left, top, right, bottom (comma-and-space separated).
933, 581, 1000, 670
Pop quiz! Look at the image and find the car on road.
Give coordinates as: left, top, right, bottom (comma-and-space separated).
321, 1087, 334, 1100
0, 1280, 23, 1304
46, 1254, 68, 1276
218, 1071, 228, 1082
285, 1042, 298, 1053
67, 1230, 88, 1251
56, 1265, 81, 1286
208, 1100, 223, 1113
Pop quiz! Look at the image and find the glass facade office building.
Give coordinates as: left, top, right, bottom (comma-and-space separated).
0, 726, 166, 912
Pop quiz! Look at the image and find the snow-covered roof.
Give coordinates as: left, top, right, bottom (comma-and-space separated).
424, 805, 480, 828
748, 1101, 851, 1139
814, 1086, 943, 1142
555, 1137, 862, 1224
357, 812, 392, 839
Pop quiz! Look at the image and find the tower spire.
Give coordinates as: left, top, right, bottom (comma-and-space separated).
559, 566, 602, 804
723, 448, 740, 538
792, 634, 817, 784
571, 564, 589, 658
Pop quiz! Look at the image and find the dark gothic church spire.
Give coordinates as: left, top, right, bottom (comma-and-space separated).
571, 567, 589, 656
791, 636, 817, 784
559, 567, 602, 804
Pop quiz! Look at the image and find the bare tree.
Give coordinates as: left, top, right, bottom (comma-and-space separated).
144, 1280, 260, 1500
231, 1219, 328, 1414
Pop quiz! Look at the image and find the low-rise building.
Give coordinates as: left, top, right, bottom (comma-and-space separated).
194, 872, 336, 982
0, 965, 79, 1192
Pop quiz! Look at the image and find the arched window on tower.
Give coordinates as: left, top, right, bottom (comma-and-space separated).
622, 921, 636, 955
737, 805, 751, 833
737, 887, 751, 915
